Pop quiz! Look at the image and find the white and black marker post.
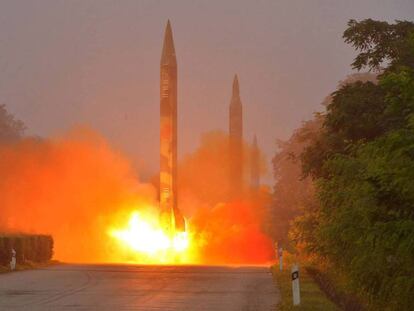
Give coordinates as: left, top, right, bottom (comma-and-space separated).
291, 264, 300, 306
10, 248, 16, 271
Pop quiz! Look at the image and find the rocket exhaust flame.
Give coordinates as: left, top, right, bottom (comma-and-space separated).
108, 211, 189, 259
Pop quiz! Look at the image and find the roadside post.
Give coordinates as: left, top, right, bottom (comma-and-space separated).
10, 248, 16, 271
291, 264, 300, 306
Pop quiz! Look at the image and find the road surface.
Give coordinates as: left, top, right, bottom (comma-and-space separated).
0, 264, 279, 310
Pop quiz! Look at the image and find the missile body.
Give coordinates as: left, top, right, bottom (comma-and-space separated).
250, 135, 260, 190
160, 21, 185, 233
229, 75, 243, 198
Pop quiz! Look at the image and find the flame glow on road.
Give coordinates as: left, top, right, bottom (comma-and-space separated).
108, 210, 191, 263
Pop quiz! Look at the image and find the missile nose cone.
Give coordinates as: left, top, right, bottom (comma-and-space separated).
231, 74, 241, 104
233, 74, 239, 95
161, 20, 177, 66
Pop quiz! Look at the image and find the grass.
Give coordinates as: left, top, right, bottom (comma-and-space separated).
272, 265, 339, 311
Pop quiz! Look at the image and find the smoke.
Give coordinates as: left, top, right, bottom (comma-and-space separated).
178, 131, 230, 213
179, 130, 274, 264
189, 200, 274, 264
178, 131, 267, 213
0, 128, 157, 262
0, 128, 273, 264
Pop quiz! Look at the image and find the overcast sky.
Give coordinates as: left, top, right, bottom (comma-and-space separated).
1, 0, 413, 182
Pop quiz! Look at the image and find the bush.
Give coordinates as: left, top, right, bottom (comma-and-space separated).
0, 234, 53, 265
305, 267, 364, 311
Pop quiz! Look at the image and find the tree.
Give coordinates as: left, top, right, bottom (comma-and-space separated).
270, 116, 322, 246
0, 104, 25, 143
295, 19, 414, 309
344, 19, 414, 71
302, 74, 380, 179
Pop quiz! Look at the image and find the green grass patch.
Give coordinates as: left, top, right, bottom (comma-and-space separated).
272, 265, 339, 311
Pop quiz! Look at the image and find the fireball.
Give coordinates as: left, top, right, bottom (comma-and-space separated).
107, 210, 192, 264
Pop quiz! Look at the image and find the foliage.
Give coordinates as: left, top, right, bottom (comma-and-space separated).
344, 19, 414, 71
0, 234, 53, 265
0, 104, 25, 144
294, 19, 414, 310
271, 72, 378, 246
269, 116, 321, 246
314, 128, 414, 309
305, 266, 363, 311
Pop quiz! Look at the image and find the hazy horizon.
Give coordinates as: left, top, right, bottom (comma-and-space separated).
1, 0, 413, 183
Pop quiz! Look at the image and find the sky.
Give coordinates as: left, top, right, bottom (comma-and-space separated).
0, 0, 413, 183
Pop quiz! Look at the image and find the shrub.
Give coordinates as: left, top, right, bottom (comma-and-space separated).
0, 234, 54, 265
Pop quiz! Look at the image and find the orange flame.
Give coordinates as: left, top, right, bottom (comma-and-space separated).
0, 129, 273, 265
107, 209, 193, 264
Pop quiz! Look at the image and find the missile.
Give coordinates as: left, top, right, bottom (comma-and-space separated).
229, 74, 243, 198
160, 21, 185, 233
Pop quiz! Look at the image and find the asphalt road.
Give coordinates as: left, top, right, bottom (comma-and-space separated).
0, 264, 279, 311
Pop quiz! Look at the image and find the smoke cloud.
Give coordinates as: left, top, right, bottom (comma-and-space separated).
0, 128, 273, 264
0, 128, 157, 262
179, 130, 273, 264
